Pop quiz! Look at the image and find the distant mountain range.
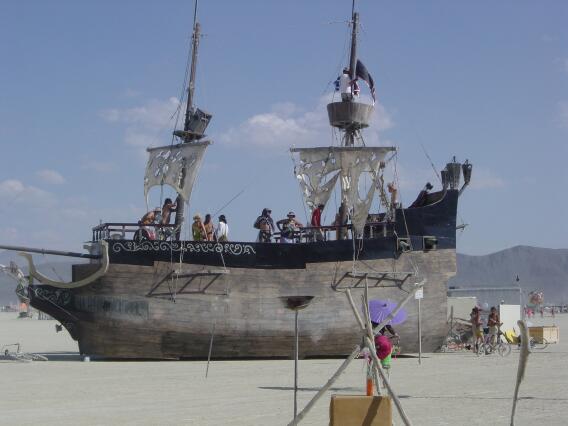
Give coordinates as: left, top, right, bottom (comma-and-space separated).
449, 245, 568, 304
2, 245, 567, 305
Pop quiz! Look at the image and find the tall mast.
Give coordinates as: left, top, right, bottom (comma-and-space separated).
338, 2, 360, 238
174, 0, 201, 240
345, 5, 358, 147
183, 0, 200, 133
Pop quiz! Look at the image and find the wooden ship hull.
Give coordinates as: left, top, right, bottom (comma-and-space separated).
27, 190, 459, 359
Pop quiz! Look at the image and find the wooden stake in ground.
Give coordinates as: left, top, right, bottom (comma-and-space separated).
510, 320, 530, 426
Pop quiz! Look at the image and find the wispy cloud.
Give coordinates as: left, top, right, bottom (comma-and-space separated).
217, 95, 393, 151
0, 179, 55, 207
36, 169, 65, 185
100, 97, 181, 153
101, 97, 180, 130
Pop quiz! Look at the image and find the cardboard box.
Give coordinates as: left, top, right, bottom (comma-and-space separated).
329, 395, 392, 426
528, 326, 559, 344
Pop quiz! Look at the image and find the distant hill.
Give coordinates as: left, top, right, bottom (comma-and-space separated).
449, 245, 568, 304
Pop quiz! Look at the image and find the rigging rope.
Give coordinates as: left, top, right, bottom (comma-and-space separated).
392, 153, 419, 277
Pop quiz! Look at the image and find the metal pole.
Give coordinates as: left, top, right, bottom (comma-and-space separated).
418, 297, 422, 365
294, 310, 299, 422
0, 244, 100, 259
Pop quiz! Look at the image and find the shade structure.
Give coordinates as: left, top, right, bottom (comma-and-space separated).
368, 299, 408, 326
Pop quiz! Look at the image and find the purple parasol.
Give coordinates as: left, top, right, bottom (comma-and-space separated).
368, 299, 408, 326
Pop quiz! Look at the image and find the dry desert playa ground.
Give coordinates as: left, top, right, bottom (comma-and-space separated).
0, 312, 567, 425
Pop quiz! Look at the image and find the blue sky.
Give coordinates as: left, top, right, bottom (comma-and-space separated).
0, 0, 567, 255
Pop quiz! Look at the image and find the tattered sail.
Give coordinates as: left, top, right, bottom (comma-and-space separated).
292, 146, 395, 236
144, 141, 210, 202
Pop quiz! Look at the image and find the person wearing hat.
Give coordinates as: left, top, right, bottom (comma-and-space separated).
191, 214, 207, 241
277, 211, 304, 243
138, 207, 161, 240
215, 214, 229, 242
254, 208, 275, 243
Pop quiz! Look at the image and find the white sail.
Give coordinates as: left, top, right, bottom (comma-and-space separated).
144, 141, 210, 202
291, 146, 395, 235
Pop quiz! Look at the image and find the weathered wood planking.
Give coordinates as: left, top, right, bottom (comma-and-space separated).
59, 248, 456, 359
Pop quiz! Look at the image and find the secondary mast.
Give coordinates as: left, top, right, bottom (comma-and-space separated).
327, 0, 374, 239
172, 0, 212, 240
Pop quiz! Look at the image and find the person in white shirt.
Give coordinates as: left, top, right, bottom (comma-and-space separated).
335, 67, 360, 101
215, 214, 229, 242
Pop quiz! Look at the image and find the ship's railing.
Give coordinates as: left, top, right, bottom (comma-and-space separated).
92, 223, 176, 242
274, 221, 395, 243
92, 220, 395, 243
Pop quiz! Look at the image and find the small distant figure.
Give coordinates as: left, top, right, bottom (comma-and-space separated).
334, 67, 359, 101
540, 308, 544, 318
470, 307, 483, 351
387, 182, 398, 207
310, 203, 325, 241
487, 306, 502, 346
254, 208, 275, 243
277, 211, 304, 243
409, 182, 433, 208
191, 214, 207, 241
215, 214, 229, 242
552, 306, 555, 319
332, 204, 348, 240
203, 214, 215, 241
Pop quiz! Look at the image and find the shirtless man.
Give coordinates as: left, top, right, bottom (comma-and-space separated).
254, 208, 275, 243
161, 198, 177, 225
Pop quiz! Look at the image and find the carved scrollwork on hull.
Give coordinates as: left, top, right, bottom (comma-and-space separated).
33, 287, 72, 307
111, 241, 256, 256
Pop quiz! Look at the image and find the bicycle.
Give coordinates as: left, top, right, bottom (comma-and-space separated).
528, 336, 549, 350
476, 331, 511, 357
503, 330, 549, 351
440, 331, 469, 352
2, 343, 48, 362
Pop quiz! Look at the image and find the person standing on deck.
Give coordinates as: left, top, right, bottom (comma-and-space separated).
310, 204, 325, 241
161, 198, 177, 225
215, 215, 229, 242
159, 198, 177, 240
203, 214, 215, 241
254, 208, 275, 243
192, 214, 207, 241
277, 212, 303, 243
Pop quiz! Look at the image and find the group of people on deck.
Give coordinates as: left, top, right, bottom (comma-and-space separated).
137, 198, 229, 242
191, 213, 229, 242
253, 204, 328, 243
137, 199, 369, 243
